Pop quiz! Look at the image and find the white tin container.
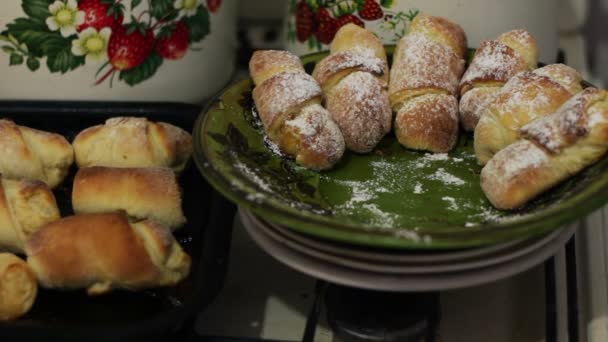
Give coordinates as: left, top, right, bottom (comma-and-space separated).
0, 0, 236, 104
284, 0, 559, 63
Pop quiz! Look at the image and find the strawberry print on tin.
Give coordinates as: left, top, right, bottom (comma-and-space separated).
287, 0, 420, 53
0, 0, 220, 87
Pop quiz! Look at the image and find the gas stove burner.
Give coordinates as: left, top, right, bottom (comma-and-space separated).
325, 284, 440, 342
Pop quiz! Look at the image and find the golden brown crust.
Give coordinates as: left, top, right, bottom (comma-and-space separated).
459, 87, 499, 131
0, 253, 37, 321
312, 51, 387, 89
325, 72, 392, 153
521, 88, 607, 152
474, 66, 581, 165
249, 50, 345, 170
251, 72, 322, 138
25, 213, 190, 294
408, 13, 467, 58
497, 29, 539, 70
0, 177, 60, 253
532, 64, 583, 95
389, 33, 464, 104
329, 23, 388, 61
0, 120, 73, 188
480, 140, 554, 209
311, 24, 391, 153
394, 94, 459, 153
73, 117, 192, 173
388, 14, 465, 153
459, 39, 529, 95
280, 103, 345, 169
457, 30, 538, 132
249, 50, 304, 86
72, 167, 185, 230
481, 88, 608, 210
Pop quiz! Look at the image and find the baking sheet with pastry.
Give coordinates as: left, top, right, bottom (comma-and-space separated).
195, 47, 608, 250
0, 102, 236, 341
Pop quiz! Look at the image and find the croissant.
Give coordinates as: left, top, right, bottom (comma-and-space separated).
459, 29, 539, 131
72, 167, 186, 230
481, 87, 608, 210
25, 213, 191, 295
72, 117, 193, 173
0, 176, 60, 253
312, 24, 391, 153
0, 119, 73, 188
389, 14, 467, 153
249, 50, 345, 170
474, 64, 583, 165
0, 253, 37, 321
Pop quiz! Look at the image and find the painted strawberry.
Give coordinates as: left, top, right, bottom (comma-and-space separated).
95, 23, 155, 85
206, 0, 222, 13
77, 0, 124, 32
314, 8, 337, 44
295, 1, 315, 42
156, 21, 190, 60
108, 25, 155, 70
335, 14, 365, 29
358, 0, 383, 20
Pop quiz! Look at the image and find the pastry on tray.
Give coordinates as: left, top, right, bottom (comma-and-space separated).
25, 213, 191, 295
72, 117, 193, 173
0, 253, 37, 321
249, 50, 345, 170
72, 167, 186, 230
312, 23, 391, 153
459, 29, 539, 131
0, 119, 73, 188
389, 13, 467, 153
481, 87, 608, 209
474, 63, 583, 165
0, 176, 60, 254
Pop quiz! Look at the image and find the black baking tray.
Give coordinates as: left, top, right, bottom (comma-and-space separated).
0, 101, 236, 341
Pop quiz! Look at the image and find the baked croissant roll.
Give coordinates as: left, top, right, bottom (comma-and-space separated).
0, 253, 37, 321
0, 177, 60, 253
459, 29, 539, 131
481, 87, 608, 210
72, 167, 186, 230
389, 14, 467, 153
474, 64, 583, 165
312, 24, 391, 153
0, 119, 73, 188
73, 117, 193, 173
25, 213, 191, 295
250, 50, 345, 170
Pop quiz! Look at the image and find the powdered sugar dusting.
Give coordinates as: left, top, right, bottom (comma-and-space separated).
442, 196, 459, 210
489, 71, 560, 127
533, 64, 582, 94
328, 71, 391, 152
589, 106, 608, 127
254, 72, 321, 129
460, 40, 527, 87
233, 157, 273, 193
521, 88, 601, 153
283, 103, 345, 168
429, 168, 466, 186
389, 33, 465, 96
482, 140, 548, 193
314, 50, 387, 85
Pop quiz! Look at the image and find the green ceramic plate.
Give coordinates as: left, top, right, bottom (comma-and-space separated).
193, 48, 608, 249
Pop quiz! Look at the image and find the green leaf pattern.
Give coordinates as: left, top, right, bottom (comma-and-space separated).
1, 0, 215, 86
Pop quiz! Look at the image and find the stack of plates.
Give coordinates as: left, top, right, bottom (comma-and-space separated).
240, 208, 576, 291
